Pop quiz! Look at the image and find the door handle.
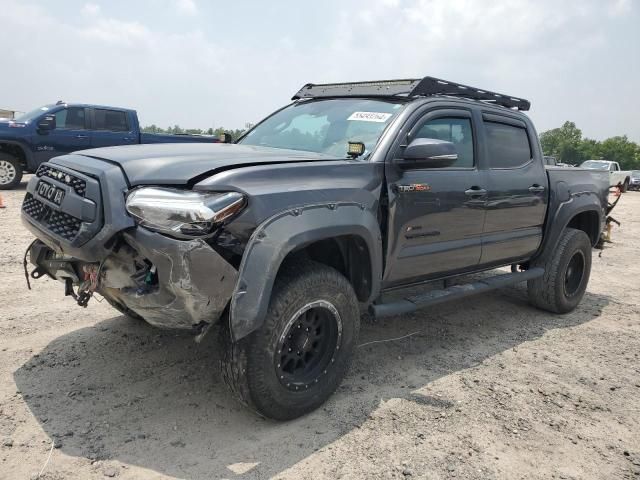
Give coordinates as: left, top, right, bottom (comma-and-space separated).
75, 134, 88, 139
529, 185, 545, 193
465, 187, 487, 197
123, 137, 135, 141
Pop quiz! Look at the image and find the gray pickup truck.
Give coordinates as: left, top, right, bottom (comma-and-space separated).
22, 77, 614, 420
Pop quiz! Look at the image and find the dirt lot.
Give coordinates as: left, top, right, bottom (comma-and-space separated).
1, 178, 639, 480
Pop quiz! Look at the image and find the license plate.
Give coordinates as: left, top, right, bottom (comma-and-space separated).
37, 180, 65, 206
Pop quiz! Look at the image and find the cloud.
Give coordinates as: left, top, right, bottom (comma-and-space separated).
609, 0, 632, 16
79, 18, 152, 47
0, 0, 637, 141
81, 3, 100, 17
314, 0, 639, 140
175, 0, 197, 15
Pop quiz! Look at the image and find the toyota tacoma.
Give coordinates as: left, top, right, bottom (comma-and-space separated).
22, 77, 615, 420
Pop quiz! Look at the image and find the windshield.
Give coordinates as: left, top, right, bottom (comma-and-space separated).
239, 98, 405, 157
14, 105, 54, 123
632, 170, 640, 179
580, 160, 610, 170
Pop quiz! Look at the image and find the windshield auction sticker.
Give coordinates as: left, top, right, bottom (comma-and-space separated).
347, 111, 393, 122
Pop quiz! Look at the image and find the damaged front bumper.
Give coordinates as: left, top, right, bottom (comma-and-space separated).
29, 227, 239, 332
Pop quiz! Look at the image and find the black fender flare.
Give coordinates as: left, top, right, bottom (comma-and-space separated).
229, 202, 383, 341
534, 191, 603, 263
0, 139, 34, 170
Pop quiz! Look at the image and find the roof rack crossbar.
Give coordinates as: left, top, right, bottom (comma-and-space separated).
292, 76, 530, 111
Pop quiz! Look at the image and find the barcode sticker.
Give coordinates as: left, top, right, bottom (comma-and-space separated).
347, 111, 393, 123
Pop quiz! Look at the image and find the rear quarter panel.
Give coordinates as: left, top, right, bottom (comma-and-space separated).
535, 167, 608, 261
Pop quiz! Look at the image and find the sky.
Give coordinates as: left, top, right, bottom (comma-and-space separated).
1, 0, 639, 141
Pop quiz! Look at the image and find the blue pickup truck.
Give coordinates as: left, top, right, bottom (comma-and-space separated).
0, 102, 218, 189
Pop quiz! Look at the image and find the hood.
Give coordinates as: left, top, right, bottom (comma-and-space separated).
0, 120, 25, 130
57, 143, 340, 186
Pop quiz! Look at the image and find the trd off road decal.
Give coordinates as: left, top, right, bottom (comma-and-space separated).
396, 183, 431, 193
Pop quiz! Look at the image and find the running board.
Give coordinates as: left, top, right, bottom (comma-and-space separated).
371, 267, 544, 318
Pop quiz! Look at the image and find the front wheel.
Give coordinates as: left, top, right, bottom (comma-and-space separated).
0, 153, 23, 190
220, 260, 360, 420
527, 228, 592, 313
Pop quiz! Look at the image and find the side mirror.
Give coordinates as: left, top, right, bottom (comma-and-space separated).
395, 138, 458, 169
218, 132, 233, 143
37, 115, 56, 132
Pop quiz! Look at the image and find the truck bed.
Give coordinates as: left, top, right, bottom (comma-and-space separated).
546, 166, 610, 200
544, 167, 610, 240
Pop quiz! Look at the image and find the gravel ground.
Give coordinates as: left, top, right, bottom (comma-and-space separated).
0, 177, 639, 480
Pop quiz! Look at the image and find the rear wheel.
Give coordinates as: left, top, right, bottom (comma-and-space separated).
620, 179, 629, 193
0, 153, 23, 190
220, 260, 360, 420
527, 228, 592, 313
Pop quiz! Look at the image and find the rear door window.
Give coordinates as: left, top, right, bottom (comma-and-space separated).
484, 121, 532, 169
94, 109, 129, 132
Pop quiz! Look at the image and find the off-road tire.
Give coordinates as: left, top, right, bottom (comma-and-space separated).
527, 228, 592, 314
0, 153, 23, 190
220, 260, 360, 420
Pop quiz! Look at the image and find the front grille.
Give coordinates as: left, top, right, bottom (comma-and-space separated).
22, 193, 47, 219
36, 164, 87, 196
23, 193, 82, 241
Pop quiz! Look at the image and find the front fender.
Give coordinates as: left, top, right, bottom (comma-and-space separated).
229, 202, 383, 341
0, 138, 34, 169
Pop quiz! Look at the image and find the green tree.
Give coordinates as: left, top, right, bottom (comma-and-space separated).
141, 124, 165, 134
595, 136, 639, 170
578, 138, 599, 162
539, 121, 584, 164
140, 123, 251, 142
540, 122, 640, 168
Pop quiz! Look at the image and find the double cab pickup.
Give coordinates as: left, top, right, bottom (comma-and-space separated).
22, 77, 614, 419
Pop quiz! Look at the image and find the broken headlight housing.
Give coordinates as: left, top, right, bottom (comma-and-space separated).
125, 187, 246, 239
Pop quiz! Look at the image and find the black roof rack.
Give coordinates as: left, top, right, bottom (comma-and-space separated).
292, 76, 530, 111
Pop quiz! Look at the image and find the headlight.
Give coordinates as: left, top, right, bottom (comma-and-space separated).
125, 187, 246, 238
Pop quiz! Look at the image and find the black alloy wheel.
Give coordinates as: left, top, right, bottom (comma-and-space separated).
275, 300, 342, 391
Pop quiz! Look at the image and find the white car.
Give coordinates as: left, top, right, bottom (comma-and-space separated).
580, 160, 632, 192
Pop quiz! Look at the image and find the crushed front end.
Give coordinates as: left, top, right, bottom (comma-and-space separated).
21, 155, 242, 333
